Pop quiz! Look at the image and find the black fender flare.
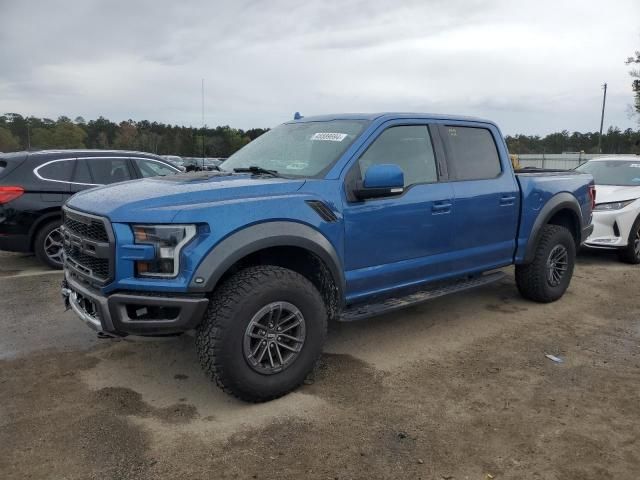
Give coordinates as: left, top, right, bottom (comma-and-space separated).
189, 221, 345, 299
523, 192, 583, 263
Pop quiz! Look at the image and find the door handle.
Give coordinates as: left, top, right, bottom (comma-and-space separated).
432, 200, 452, 213
500, 195, 516, 206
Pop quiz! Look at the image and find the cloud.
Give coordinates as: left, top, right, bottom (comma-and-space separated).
1, 0, 639, 134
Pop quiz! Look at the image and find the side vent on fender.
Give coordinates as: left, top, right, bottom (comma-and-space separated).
305, 200, 338, 222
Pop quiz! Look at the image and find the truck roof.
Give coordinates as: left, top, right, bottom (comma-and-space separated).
289, 112, 496, 125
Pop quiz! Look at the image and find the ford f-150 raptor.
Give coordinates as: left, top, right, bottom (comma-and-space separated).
60, 113, 595, 402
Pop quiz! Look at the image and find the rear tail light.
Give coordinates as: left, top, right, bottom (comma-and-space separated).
0, 186, 24, 204
588, 185, 596, 210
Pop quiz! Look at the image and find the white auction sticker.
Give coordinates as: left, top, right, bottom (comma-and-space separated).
310, 132, 348, 142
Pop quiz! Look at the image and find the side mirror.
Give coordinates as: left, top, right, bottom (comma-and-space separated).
354, 164, 404, 200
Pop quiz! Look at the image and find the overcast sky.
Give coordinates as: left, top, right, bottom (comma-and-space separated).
1, 0, 639, 135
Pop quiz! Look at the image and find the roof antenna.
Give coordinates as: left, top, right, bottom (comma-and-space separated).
293, 112, 303, 120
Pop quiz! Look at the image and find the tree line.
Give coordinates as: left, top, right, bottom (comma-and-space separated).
1, 113, 639, 156
0, 114, 267, 158
505, 127, 640, 155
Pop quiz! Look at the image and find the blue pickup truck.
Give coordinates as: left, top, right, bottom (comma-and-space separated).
61, 113, 595, 401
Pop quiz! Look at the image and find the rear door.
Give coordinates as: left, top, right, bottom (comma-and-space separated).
438, 124, 519, 272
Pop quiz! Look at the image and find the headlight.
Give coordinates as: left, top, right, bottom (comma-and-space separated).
132, 224, 196, 277
594, 199, 636, 211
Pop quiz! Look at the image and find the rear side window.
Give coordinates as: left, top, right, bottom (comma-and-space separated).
87, 158, 133, 184
442, 126, 501, 180
36, 159, 75, 182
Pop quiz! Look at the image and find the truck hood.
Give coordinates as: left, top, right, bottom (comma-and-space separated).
66, 172, 306, 223
594, 185, 640, 204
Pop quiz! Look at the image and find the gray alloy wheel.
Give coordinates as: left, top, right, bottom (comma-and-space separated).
546, 244, 569, 287
43, 227, 64, 266
243, 301, 307, 375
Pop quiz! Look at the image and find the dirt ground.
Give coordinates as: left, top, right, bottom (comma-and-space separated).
1, 250, 639, 480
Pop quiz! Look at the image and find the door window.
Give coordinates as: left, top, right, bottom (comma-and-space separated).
133, 158, 178, 177
87, 158, 133, 184
72, 159, 94, 184
442, 126, 501, 180
358, 126, 438, 187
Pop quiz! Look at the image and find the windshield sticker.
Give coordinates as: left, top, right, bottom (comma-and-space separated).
310, 132, 348, 142
630, 164, 640, 168
286, 162, 307, 170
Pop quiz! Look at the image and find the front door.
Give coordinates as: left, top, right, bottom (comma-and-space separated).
342, 123, 454, 304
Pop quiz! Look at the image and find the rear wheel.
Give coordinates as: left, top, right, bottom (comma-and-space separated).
196, 265, 327, 402
34, 219, 64, 269
515, 224, 576, 303
617, 217, 640, 264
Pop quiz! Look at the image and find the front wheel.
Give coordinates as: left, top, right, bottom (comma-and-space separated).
196, 265, 327, 402
515, 224, 576, 303
617, 217, 640, 264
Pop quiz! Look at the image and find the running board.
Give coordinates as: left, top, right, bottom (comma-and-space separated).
340, 271, 506, 322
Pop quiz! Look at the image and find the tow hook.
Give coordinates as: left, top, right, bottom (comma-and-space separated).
61, 280, 71, 311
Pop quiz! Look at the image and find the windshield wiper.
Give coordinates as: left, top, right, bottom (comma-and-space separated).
233, 166, 281, 177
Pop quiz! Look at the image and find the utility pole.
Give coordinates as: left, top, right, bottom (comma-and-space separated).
201, 78, 205, 169
597, 82, 607, 154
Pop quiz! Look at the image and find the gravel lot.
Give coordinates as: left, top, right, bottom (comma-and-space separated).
1, 250, 639, 479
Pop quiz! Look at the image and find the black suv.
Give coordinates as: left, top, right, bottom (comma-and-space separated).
0, 150, 180, 268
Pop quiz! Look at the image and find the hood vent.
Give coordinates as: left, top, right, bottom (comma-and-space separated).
306, 200, 338, 222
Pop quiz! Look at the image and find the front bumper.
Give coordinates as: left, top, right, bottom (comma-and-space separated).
583, 207, 637, 249
62, 271, 209, 337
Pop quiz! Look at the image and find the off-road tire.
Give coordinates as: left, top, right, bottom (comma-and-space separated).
196, 265, 327, 402
515, 224, 576, 303
617, 216, 640, 264
34, 219, 64, 269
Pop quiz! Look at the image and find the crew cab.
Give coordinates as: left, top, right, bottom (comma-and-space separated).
61, 113, 594, 402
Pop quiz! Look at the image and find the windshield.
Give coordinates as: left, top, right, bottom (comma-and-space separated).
576, 160, 640, 186
220, 120, 368, 178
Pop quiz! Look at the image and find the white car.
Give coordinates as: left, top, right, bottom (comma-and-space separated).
576, 155, 640, 263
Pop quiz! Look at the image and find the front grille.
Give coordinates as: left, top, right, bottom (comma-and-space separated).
62, 208, 113, 285
63, 212, 109, 242
64, 245, 110, 278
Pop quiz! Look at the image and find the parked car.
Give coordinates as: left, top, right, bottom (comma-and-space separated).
0, 150, 181, 268
160, 155, 187, 172
61, 113, 594, 402
576, 155, 640, 263
181, 157, 223, 171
